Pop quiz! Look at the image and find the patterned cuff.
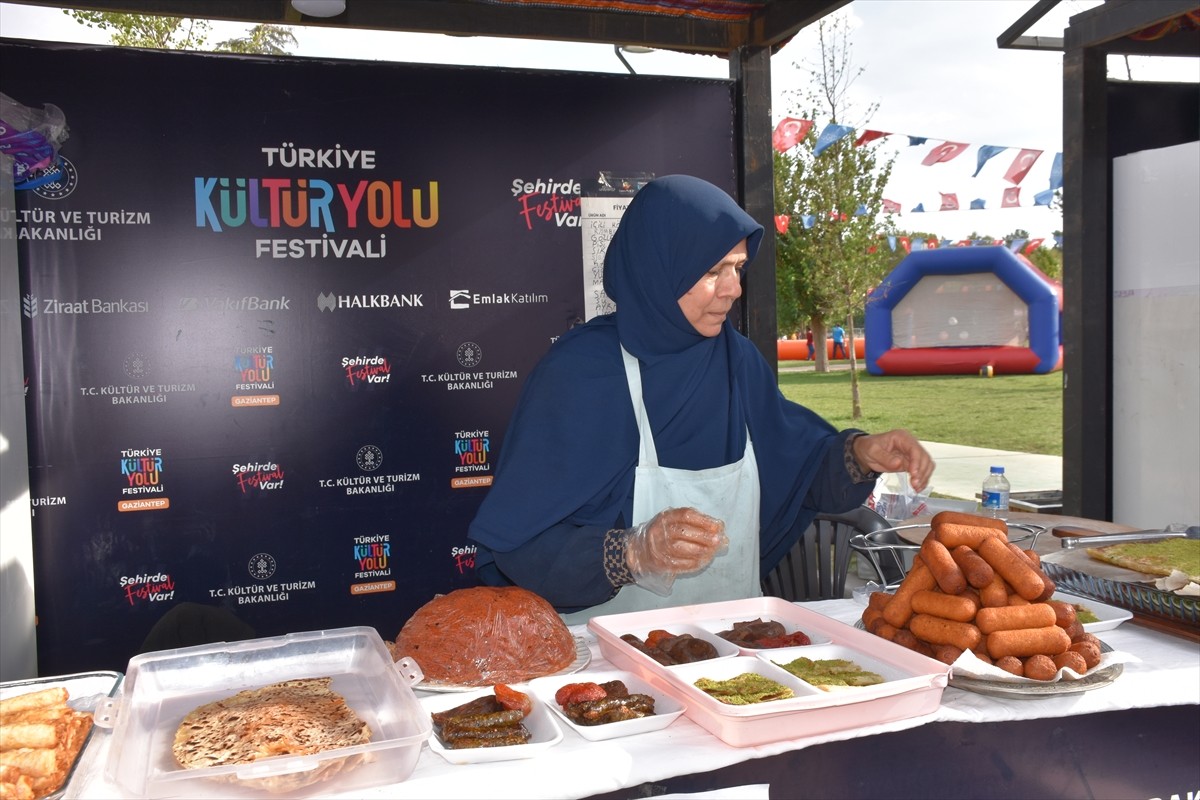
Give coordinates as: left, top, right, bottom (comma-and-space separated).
845, 432, 881, 484
603, 528, 635, 588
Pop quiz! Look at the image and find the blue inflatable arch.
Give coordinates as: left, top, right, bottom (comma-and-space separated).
864, 247, 1062, 376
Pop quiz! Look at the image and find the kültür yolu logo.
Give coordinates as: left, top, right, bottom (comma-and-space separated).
118, 447, 170, 512
232, 345, 280, 408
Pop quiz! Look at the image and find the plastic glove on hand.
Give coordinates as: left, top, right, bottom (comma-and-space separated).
624, 507, 728, 596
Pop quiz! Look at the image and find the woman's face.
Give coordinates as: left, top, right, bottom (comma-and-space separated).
677, 240, 747, 337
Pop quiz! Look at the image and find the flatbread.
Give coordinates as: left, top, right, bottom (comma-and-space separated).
1087, 539, 1200, 583
172, 677, 370, 794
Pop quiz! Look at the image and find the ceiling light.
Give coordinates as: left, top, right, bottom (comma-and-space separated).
291, 0, 346, 18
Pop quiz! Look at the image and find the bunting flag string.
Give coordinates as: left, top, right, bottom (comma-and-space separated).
771, 116, 1063, 222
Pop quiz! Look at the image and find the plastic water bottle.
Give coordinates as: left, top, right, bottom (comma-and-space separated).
981, 466, 1011, 520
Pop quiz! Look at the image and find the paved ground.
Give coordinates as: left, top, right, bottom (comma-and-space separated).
919, 440, 1062, 503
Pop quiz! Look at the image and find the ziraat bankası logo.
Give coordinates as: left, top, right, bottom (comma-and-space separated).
194, 143, 440, 260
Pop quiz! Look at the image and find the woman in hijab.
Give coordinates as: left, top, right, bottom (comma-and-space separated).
467, 175, 933, 622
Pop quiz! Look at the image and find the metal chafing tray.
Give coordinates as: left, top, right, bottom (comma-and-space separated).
1040, 548, 1199, 631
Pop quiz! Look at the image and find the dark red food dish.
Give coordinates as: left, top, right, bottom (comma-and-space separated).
716, 618, 811, 649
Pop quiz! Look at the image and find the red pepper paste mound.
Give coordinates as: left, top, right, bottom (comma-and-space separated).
394, 586, 576, 685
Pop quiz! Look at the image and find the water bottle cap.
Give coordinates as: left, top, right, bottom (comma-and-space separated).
990, 466, 1004, 473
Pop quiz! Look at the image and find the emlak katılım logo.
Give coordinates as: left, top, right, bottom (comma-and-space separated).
118, 447, 169, 512
510, 177, 580, 229
448, 289, 548, 311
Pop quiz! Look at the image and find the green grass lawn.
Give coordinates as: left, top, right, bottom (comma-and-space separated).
776, 369, 1063, 456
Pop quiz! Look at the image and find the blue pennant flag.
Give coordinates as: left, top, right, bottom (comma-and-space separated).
813, 124, 856, 156
854, 204, 868, 216
973, 145, 1007, 177
1049, 152, 1063, 191
1034, 188, 1054, 206
887, 235, 897, 251
907, 136, 928, 146
1053, 234, 1063, 248
912, 203, 925, 213
970, 198, 986, 210
802, 214, 816, 229
940, 239, 952, 248
1010, 238, 1027, 253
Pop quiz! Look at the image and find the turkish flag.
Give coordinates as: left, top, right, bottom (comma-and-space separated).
898, 236, 911, 253
1003, 148, 1042, 185
921, 141, 969, 166
772, 118, 813, 153
1002, 187, 1021, 208
1024, 238, 1045, 254
882, 199, 901, 214
939, 192, 959, 211
855, 129, 889, 147
774, 215, 790, 234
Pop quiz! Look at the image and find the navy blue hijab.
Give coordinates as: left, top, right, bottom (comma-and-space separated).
469, 176, 839, 575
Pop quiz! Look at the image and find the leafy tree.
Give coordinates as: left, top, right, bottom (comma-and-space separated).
65, 10, 295, 54
774, 13, 896, 419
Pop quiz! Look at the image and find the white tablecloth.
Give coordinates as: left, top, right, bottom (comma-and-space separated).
65, 600, 1200, 800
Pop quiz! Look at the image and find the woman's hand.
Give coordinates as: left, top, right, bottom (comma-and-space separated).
852, 430, 935, 492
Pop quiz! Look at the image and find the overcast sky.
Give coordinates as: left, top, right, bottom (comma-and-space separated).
2, 0, 1194, 242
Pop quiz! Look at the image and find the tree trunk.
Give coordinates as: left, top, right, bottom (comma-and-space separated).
847, 315, 862, 420
812, 318, 829, 373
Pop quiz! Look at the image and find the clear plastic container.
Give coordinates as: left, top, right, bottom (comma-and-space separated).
99, 626, 431, 798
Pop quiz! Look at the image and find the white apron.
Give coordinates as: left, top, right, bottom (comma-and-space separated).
561, 346, 761, 625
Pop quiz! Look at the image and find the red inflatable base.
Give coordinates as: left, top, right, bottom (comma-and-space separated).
873, 346, 1063, 375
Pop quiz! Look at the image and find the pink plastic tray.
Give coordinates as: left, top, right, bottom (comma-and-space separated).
588, 597, 950, 747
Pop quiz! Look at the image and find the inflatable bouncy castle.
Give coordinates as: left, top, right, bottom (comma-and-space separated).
864, 247, 1062, 376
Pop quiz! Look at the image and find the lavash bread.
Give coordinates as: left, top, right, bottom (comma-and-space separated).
394, 586, 577, 685
172, 677, 370, 793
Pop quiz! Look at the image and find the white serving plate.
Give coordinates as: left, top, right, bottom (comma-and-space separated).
1051, 590, 1134, 633
692, 614, 832, 655
422, 687, 562, 764
527, 669, 685, 741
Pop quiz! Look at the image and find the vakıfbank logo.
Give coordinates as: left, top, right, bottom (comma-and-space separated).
118, 447, 170, 512
232, 346, 280, 408
178, 294, 291, 312
510, 177, 581, 229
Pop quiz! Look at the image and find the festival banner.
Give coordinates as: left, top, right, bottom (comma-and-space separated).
3, 40, 738, 674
